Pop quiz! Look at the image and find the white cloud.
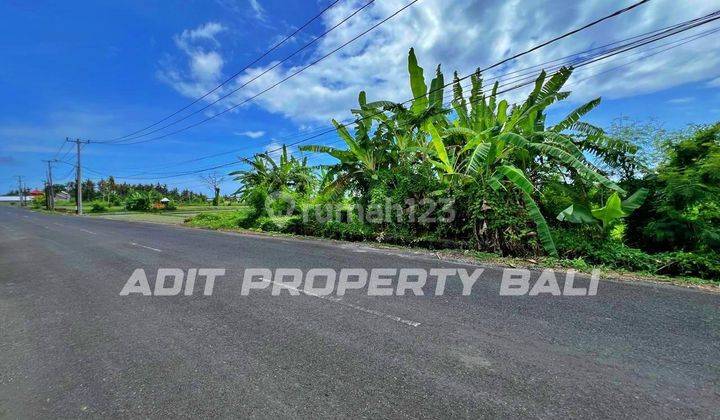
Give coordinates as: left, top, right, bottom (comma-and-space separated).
249, 0, 265, 20
189, 51, 224, 82
163, 0, 720, 124
667, 97, 694, 104
158, 22, 227, 99
177, 22, 226, 47
708, 77, 720, 88
235, 130, 265, 138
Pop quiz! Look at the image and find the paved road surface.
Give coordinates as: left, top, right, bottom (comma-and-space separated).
1, 206, 718, 418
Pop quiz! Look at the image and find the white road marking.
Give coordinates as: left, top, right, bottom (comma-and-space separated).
130, 242, 162, 252
79, 228, 96, 235
259, 278, 421, 327
54, 222, 62, 226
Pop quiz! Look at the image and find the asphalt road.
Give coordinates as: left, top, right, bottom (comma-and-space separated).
1, 206, 718, 418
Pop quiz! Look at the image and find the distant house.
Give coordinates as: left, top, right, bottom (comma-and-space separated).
29, 189, 44, 197
55, 190, 70, 200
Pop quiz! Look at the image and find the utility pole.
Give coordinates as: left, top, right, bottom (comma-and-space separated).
16, 175, 24, 206
67, 137, 90, 215
42, 159, 57, 210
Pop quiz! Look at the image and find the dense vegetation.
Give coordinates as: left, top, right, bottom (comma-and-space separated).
194, 48, 719, 281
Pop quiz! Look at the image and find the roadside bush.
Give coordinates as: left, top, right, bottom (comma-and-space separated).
554, 228, 659, 272
656, 251, 720, 279
281, 216, 371, 241
462, 184, 540, 256
626, 123, 720, 252
90, 201, 108, 213
31, 195, 45, 209
246, 187, 268, 216
282, 216, 307, 234
256, 216, 280, 232
320, 220, 371, 241
554, 228, 719, 280
125, 191, 152, 211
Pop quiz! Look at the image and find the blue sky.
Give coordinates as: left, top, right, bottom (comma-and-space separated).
1, 0, 720, 195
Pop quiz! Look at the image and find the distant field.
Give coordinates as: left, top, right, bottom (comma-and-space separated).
51, 204, 248, 225
93, 212, 192, 225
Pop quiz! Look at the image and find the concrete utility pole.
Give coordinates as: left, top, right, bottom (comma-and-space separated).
42, 159, 57, 210
16, 175, 24, 206
67, 138, 90, 215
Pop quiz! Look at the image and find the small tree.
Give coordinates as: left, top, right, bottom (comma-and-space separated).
200, 172, 224, 206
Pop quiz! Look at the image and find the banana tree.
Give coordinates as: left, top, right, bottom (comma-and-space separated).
230, 145, 314, 197
302, 48, 451, 198
299, 117, 387, 199
427, 66, 624, 256
557, 188, 649, 231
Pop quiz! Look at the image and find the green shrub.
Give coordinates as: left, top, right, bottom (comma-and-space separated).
554, 228, 659, 272
31, 195, 45, 209
244, 187, 269, 218
256, 217, 280, 232
320, 220, 371, 241
283, 216, 307, 234
554, 227, 719, 280
656, 251, 720, 279
90, 201, 108, 213
125, 191, 152, 211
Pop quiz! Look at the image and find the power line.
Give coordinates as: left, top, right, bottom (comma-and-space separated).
100, 0, 377, 144
72, 28, 706, 183
79, 6, 708, 182
93, 0, 421, 146
268, 9, 720, 160
100, 14, 710, 176
65, 4, 718, 185
94, 0, 652, 148
64, 20, 717, 184
240, 16, 720, 167
100, 0, 343, 143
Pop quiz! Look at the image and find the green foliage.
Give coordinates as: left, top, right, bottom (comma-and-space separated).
187, 212, 240, 229
125, 191, 153, 211
31, 195, 45, 209
244, 186, 269, 219
90, 201, 108, 213
554, 228, 719, 280
657, 251, 720, 279
590, 192, 627, 228
223, 47, 717, 280
231, 145, 315, 198
558, 189, 648, 232
555, 229, 659, 272
298, 54, 623, 257
626, 123, 720, 252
